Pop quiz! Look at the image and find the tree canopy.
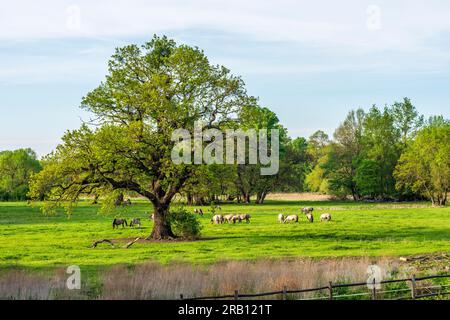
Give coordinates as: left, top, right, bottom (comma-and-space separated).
0, 148, 41, 201
394, 120, 449, 206
303, 99, 447, 205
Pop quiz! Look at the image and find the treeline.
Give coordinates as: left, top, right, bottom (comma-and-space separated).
180, 98, 449, 205
305, 99, 448, 205
0, 148, 41, 201
1, 99, 448, 205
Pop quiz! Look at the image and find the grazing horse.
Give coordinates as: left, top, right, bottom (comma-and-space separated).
112, 218, 128, 229
238, 214, 251, 223
320, 213, 331, 222
284, 215, 299, 223
130, 218, 141, 228
222, 214, 234, 223
211, 214, 223, 224
231, 215, 241, 224
194, 208, 204, 216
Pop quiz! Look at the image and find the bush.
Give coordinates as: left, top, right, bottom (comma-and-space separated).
168, 207, 202, 239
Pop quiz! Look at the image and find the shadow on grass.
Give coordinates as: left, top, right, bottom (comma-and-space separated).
105, 226, 449, 244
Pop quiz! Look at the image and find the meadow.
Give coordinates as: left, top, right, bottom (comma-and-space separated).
0, 199, 449, 271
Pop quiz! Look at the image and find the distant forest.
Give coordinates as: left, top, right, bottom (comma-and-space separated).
1, 98, 448, 206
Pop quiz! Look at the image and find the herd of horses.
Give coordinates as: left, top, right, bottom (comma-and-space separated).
210, 207, 331, 225
210, 213, 252, 224
111, 205, 332, 229
112, 218, 141, 229
277, 207, 332, 224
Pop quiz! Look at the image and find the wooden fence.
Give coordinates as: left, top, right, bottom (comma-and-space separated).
179, 274, 450, 300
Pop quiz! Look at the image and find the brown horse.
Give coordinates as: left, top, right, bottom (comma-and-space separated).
112, 218, 128, 229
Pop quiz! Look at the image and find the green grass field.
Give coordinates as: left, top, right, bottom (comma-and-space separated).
0, 199, 449, 271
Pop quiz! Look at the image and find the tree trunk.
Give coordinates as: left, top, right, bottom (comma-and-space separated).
256, 191, 267, 204
194, 197, 205, 205
350, 182, 362, 201
91, 193, 99, 205
114, 193, 124, 206
147, 205, 175, 240
186, 193, 193, 205
438, 191, 447, 206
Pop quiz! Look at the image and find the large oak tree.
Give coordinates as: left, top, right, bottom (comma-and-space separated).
29, 36, 252, 239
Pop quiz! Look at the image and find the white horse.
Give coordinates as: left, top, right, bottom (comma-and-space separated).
231, 215, 241, 223
284, 215, 299, 223
194, 208, 204, 215
223, 214, 234, 223
211, 214, 223, 224
238, 214, 251, 223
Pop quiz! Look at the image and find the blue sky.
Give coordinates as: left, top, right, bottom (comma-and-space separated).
1, 0, 449, 157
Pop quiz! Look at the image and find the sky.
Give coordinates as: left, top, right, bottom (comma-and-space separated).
1, 0, 449, 157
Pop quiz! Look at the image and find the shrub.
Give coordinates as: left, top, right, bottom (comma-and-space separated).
169, 207, 202, 239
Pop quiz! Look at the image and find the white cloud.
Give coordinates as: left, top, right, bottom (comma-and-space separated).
1, 0, 449, 83
1, 1, 449, 155
1, 0, 450, 53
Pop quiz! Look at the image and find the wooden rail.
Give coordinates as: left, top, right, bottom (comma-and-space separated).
180, 273, 450, 300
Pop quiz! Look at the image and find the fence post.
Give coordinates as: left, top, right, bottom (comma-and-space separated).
372, 277, 377, 300
411, 275, 417, 300
234, 290, 239, 300
328, 281, 333, 300
282, 286, 287, 300
180, 294, 184, 300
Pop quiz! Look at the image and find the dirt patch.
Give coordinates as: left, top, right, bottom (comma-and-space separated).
266, 193, 333, 201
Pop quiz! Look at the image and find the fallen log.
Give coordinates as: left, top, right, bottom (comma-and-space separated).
90, 237, 141, 249
124, 237, 141, 248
